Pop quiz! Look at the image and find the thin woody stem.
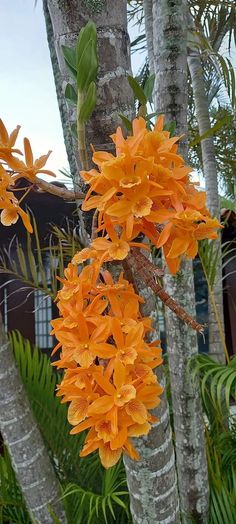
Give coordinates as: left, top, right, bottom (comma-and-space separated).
34, 176, 85, 200
127, 248, 205, 333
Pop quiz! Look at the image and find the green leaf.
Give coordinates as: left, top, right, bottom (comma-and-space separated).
118, 113, 132, 132
189, 115, 231, 147
78, 81, 97, 123
65, 83, 77, 105
127, 75, 147, 106
61, 45, 77, 78
76, 21, 97, 67
71, 122, 77, 139
130, 34, 145, 48
143, 74, 155, 102
164, 120, 177, 137
77, 39, 98, 92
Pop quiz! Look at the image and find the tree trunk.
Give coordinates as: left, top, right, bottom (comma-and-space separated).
0, 314, 65, 524
44, 0, 134, 187
124, 273, 180, 524
143, 0, 154, 75
187, 33, 225, 363
153, 1, 209, 522
43, 0, 78, 176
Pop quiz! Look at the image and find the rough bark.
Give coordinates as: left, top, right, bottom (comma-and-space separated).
124, 265, 180, 524
0, 314, 66, 524
153, 1, 209, 522
44, 0, 134, 188
187, 29, 225, 363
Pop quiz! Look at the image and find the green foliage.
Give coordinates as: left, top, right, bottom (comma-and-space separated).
62, 21, 98, 126
128, 75, 147, 106
0, 216, 79, 301
65, 83, 77, 105
199, 237, 236, 291
78, 81, 97, 123
120, 73, 157, 131
189, 106, 236, 198
0, 447, 31, 524
190, 352, 236, 523
0, 333, 131, 523
190, 354, 236, 420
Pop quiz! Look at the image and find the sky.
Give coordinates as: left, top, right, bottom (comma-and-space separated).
0, 0, 143, 181
0, 0, 69, 178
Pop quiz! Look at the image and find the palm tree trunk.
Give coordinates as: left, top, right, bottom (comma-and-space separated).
143, 0, 154, 75
187, 29, 225, 363
44, 0, 134, 187
0, 314, 65, 524
153, 1, 209, 522
43, 0, 79, 176
124, 278, 180, 524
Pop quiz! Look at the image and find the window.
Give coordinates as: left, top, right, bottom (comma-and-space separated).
34, 291, 53, 350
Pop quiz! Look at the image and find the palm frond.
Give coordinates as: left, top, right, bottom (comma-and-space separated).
8, 333, 131, 523
10, 331, 87, 483
63, 463, 131, 524
0, 447, 32, 524
189, 353, 236, 421
0, 216, 81, 302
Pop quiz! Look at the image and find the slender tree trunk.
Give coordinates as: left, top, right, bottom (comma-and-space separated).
153, 1, 209, 522
43, 0, 78, 176
143, 0, 154, 75
44, 0, 134, 187
124, 274, 180, 524
187, 28, 225, 363
0, 314, 65, 524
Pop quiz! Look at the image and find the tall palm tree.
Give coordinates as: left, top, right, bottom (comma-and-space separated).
123, 287, 180, 524
187, 2, 236, 362
152, 0, 209, 522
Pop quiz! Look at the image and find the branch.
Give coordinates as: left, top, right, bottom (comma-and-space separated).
34, 176, 85, 201
126, 248, 205, 333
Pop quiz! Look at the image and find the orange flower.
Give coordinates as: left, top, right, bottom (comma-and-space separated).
7, 138, 56, 182
0, 205, 33, 233
0, 120, 21, 157
51, 115, 222, 468
0, 120, 58, 234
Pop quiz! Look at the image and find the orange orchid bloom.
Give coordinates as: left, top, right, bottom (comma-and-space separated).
0, 120, 58, 234
51, 115, 222, 468
0, 120, 21, 157
0, 204, 33, 233
7, 138, 56, 182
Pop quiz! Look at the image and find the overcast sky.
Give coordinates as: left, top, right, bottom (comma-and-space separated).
0, 0, 69, 177
0, 0, 143, 180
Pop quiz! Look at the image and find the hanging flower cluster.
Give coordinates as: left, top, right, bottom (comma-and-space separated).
51, 260, 163, 468
81, 116, 221, 273
52, 116, 222, 468
0, 120, 55, 232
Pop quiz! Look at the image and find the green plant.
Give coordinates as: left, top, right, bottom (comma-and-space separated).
0, 447, 32, 524
0, 333, 131, 523
190, 352, 236, 523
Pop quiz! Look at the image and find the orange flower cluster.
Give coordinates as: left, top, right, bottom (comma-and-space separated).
81, 116, 221, 273
0, 120, 55, 232
51, 116, 222, 468
51, 260, 163, 468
